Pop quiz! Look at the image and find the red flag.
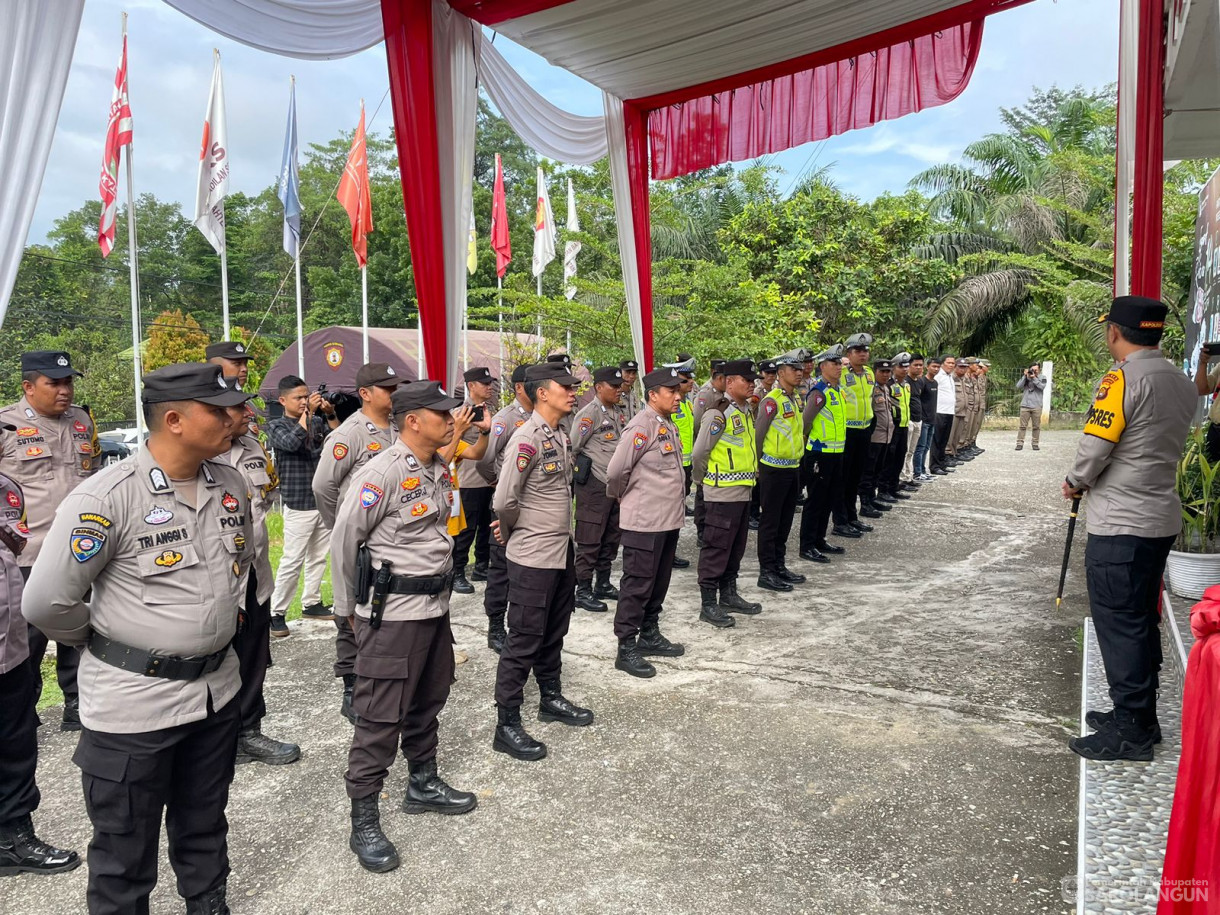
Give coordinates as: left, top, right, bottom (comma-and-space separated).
337, 105, 373, 267
98, 33, 133, 257
491, 153, 512, 279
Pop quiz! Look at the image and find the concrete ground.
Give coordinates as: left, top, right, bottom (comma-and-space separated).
3, 429, 1086, 915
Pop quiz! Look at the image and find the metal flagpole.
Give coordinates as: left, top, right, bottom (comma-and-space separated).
294, 239, 305, 377
463, 302, 469, 371
123, 94, 144, 440
535, 275, 542, 338
220, 242, 231, 340
361, 265, 369, 362
416, 313, 424, 379
497, 277, 504, 390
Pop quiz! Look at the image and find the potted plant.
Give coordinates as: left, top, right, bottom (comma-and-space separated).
1166, 426, 1220, 599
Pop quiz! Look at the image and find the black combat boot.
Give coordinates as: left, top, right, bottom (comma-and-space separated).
638, 619, 685, 657
699, 587, 736, 628
1085, 708, 1163, 744
0, 815, 80, 876
340, 674, 357, 724
719, 581, 761, 615
575, 581, 608, 612
493, 704, 547, 760
1068, 710, 1155, 762
452, 572, 475, 595
614, 637, 657, 677
777, 565, 806, 584
798, 546, 829, 563
537, 679, 595, 726
470, 561, 489, 582
60, 697, 81, 732
402, 758, 478, 815
185, 884, 230, 915
349, 795, 399, 872
487, 612, 507, 654
756, 570, 793, 593
593, 568, 619, 600
236, 728, 301, 766
671, 555, 691, 569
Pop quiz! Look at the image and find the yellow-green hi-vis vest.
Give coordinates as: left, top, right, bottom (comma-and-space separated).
806, 383, 846, 454
704, 402, 758, 487
672, 396, 694, 468
842, 366, 875, 429
760, 389, 804, 468
894, 381, 911, 429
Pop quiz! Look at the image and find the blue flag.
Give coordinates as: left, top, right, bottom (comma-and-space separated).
277, 80, 301, 257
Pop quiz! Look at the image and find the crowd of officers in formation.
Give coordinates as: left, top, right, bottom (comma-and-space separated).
0, 335, 997, 912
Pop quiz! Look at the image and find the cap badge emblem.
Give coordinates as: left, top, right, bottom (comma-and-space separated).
57, 356, 68, 366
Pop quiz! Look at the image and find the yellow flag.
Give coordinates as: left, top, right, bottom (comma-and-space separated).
466, 210, 477, 275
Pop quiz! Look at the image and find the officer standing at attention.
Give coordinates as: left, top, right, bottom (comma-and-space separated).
859, 360, 895, 516
312, 362, 401, 724
878, 355, 913, 504
619, 360, 642, 419
948, 359, 971, 463
451, 366, 497, 591
0, 462, 80, 877
1065, 296, 1195, 761
476, 363, 534, 654
663, 354, 697, 566
798, 346, 851, 555
692, 360, 729, 543
571, 366, 627, 613
218, 397, 300, 766
752, 360, 777, 411
606, 368, 688, 678
330, 381, 477, 874
754, 352, 807, 593
1, 350, 98, 730
690, 359, 763, 628
836, 334, 878, 531
491, 363, 592, 761
23, 363, 254, 915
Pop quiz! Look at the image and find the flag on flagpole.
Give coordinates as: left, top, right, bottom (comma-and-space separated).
337, 103, 373, 267
564, 178, 580, 300
98, 33, 133, 258
193, 50, 229, 254
467, 209, 477, 275
491, 154, 512, 279
531, 166, 555, 278
277, 79, 301, 257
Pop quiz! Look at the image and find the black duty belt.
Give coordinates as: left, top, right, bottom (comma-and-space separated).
386, 571, 454, 596
88, 635, 230, 681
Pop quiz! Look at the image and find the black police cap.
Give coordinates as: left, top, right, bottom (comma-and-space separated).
511, 363, 533, 384
643, 367, 682, 390
463, 366, 494, 384
593, 366, 624, 386
720, 359, 758, 381
873, 360, 893, 372
1100, 295, 1168, 332
141, 363, 252, 406
619, 360, 639, 372
21, 351, 82, 380
391, 381, 463, 416
355, 362, 401, 388
204, 341, 251, 362
525, 363, 577, 385
546, 353, 573, 367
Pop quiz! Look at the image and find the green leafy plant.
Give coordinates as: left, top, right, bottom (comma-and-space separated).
1176, 426, 1220, 553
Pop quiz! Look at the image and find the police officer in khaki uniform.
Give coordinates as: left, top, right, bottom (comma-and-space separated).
571, 366, 627, 613
23, 363, 254, 915
858, 360, 894, 516
1, 350, 99, 729
205, 341, 252, 389
451, 366, 497, 591
606, 368, 688, 678
312, 362, 401, 723
1065, 297, 1196, 761
491, 363, 592, 762
219, 399, 300, 767
476, 363, 534, 654
330, 382, 476, 873
956, 359, 979, 457
619, 360, 642, 420
0, 463, 80, 878
964, 360, 988, 455
947, 359, 970, 461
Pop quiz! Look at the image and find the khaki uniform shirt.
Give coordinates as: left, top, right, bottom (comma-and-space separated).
1067, 348, 1196, 538
331, 440, 454, 622
964, 376, 978, 412
691, 401, 754, 504
477, 401, 531, 484
494, 412, 573, 569
693, 384, 726, 430
1, 472, 29, 674
621, 387, 642, 421
953, 375, 968, 417
0, 397, 97, 567
312, 410, 397, 529
571, 399, 627, 485
606, 405, 686, 531
220, 433, 277, 604
22, 447, 253, 733
457, 400, 492, 490
870, 383, 894, 444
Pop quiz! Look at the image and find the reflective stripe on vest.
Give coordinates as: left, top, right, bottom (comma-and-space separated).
761, 389, 803, 467
672, 397, 694, 467
806, 384, 846, 454
704, 404, 757, 487
841, 367, 875, 428
895, 381, 911, 428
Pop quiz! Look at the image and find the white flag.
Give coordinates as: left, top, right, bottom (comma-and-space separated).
193, 50, 230, 254
532, 166, 555, 278
563, 178, 581, 300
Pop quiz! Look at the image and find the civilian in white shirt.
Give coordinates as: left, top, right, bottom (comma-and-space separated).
929, 356, 958, 476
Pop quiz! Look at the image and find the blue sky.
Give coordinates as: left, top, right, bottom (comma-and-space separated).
31, 0, 1119, 244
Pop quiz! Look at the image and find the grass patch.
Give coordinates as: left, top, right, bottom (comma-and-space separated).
36, 509, 331, 712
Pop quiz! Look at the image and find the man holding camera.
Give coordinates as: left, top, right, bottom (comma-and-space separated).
1015, 363, 1046, 451
266, 375, 339, 635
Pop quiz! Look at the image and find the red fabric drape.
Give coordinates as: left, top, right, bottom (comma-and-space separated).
648, 21, 984, 180
1158, 585, 1220, 913
1130, 0, 1165, 299
381, 0, 447, 382
623, 100, 654, 371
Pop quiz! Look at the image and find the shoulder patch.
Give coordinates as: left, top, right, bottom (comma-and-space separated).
70, 528, 106, 562
359, 483, 383, 509
332, 442, 349, 460
79, 511, 112, 528
764, 399, 777, 415
1083, 369, 1127, 443
633, 432, 647, 451
492, 421, 506, 437
579, 416, 593, 434
709, 417, 724, 436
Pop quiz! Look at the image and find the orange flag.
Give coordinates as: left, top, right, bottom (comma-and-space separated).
337, 104, 373, 267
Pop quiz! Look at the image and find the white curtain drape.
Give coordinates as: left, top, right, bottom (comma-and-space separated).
434, 0, 479, 394
161, 0, 383, 60
476, 32, 607, 165
0, 0, 86, 328
603, 92, 645, 371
